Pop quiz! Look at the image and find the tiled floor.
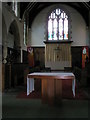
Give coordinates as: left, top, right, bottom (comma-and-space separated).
1, 86, 89, 119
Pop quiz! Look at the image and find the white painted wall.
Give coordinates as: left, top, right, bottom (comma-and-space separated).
31, 12, 46, 46
30, 4, 89, 47
71, 11, 87, 46
2, 3, 90, 66
2, 3, 89, 49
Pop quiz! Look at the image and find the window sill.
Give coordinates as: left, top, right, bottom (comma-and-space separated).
44, 40, 73, 44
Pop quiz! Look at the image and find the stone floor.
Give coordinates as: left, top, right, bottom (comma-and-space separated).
1, 85, 89, 119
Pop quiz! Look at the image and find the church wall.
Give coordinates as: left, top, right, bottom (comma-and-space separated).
7, 33, 14, 48
2, 3, 28, 64
30, 4, 89, 70
2, 3, 26, 50
30, 4, 89, 47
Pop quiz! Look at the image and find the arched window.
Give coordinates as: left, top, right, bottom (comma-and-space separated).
48, 8, 68, 41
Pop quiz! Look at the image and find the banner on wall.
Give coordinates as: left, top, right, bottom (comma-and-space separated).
27, 46, 34, 67
82, 46, 89, 68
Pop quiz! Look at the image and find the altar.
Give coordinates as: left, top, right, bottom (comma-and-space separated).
27, 72, 75, 105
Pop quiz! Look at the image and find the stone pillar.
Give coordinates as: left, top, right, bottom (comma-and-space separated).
28, 28, 31, 46
3, 42, 8, 64
11, 1, 20, 18
17, 2, 20, 18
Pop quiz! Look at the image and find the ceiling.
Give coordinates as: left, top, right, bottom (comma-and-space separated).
20, 2, 90, 28
8, 2, 90, 28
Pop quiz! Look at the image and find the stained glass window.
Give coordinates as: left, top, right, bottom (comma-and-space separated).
48, 8, 68, 41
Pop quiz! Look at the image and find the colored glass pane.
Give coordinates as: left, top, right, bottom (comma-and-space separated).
48, 8, 68, 41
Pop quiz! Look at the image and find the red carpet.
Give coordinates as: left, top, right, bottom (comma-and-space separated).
16, 80, 89, 100
17, 90, 41, 99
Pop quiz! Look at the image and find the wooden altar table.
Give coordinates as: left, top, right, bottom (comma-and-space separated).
27, 72, 75, 105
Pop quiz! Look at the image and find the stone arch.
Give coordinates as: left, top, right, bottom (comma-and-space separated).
7, 20, 21, 63
8, 20, 20, 48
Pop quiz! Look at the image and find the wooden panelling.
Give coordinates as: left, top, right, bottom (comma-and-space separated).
23, 50, 28, 63
71, 46, 82, 68
2, 64, 5, 92
45, 43, 72, 70
45, 44, 71, 62
33, 47, 45, 66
